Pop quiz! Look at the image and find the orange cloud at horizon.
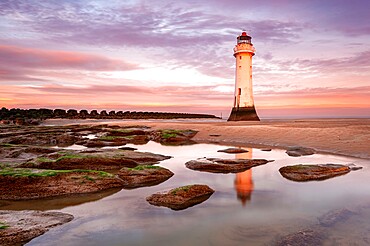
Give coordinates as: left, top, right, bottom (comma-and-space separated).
1, 84, 368, 119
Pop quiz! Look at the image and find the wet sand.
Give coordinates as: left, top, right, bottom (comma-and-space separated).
44, 118, 370, 159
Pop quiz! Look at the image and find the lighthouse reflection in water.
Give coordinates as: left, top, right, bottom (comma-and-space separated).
234, 148, 254, 206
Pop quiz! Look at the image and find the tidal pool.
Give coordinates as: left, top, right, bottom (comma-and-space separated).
21, 141, 370, 245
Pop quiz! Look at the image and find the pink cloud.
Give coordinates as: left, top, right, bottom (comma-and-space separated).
0, 45, 138, 73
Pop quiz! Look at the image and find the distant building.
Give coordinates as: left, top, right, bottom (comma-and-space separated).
228, 32, 260, 121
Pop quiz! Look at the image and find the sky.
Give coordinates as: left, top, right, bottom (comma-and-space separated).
0, 0, 369, 118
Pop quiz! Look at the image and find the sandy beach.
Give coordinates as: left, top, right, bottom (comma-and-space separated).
44, 118, 370, 159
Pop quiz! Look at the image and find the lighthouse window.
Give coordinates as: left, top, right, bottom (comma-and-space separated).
238, 88, 241, 95
239, 56, 242, 60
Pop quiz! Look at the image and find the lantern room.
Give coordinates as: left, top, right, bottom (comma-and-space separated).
237, 32, 252, 45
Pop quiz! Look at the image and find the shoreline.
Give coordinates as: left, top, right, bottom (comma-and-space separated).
42, 118, 370, 160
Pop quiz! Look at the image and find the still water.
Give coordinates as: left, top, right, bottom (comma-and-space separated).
18, 141, 370, 245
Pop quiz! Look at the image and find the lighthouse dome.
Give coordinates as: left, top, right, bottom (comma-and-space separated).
237, 32, 252, 44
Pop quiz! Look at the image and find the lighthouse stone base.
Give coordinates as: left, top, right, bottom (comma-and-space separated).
227, 106, 260, 121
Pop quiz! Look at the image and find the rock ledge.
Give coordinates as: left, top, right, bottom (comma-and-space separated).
0, 210, 73, 245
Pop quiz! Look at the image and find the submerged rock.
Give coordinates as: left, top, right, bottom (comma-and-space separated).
275, 229, 325, 246
318, 208, 355, 227
217, 148, 249, 154
286, 146, 315, 157
0, 210, 73, 246
0, 168, 124, 200
146, 184, 214, 210
185, 158, 272, 173
279, 164, 351, 182
118, 165, 174, 189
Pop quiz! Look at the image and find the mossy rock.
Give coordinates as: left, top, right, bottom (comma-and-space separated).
0, 168, 123, 200
279, 164, 351, 182
185, 158, 272, 173
146, 184, 214, 210
21, 150, 170, 171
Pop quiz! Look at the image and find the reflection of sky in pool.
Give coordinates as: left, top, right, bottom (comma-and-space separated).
24, 141, 369, 245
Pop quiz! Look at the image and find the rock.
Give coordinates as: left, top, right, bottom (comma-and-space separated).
209, 134, 221, 137
24, 147, 57, 155
349, 166, 363, 171
129, 135, 150, 145
107, 129, 148, 136
150, 129, 198, 146
0, 210, 73, 245
318, 208, 355, 227
118, 147, 138, 151
1, 146, 56, 159
0, 120, 10, 125
83, 139, 126, 147
55, 133, 78, 146
275, 229, 325, 246
0, 168, 124, 200
75, 140, 88, 145
179, 130, 198, 138
279, 164, 351, 182
261, 148, 272, 151
160, 137, 196, 146
118, 166, 174, 189
185, 158, 272, 173
21, 149, 171, 171
15, 118, 25, 126
0, 145, 60, 168
146, 184, 214, 210
3, 130, 80, 147
22, 155, 138, 170
217, 148, 249, 154
286, 146, 315, 157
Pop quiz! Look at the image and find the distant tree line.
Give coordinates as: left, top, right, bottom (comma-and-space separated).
0, 107, 219, 125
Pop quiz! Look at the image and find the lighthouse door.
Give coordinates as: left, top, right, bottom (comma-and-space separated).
237, 88, 241, 108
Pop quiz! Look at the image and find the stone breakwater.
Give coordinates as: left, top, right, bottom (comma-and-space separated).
0, 107, 219, 125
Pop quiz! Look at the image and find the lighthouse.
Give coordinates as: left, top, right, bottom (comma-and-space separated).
228, 32, 260, 121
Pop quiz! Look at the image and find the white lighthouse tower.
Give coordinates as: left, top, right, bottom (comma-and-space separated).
228, 31, 260, 121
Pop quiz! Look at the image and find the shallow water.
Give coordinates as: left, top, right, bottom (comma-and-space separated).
18, 141, 370, 245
